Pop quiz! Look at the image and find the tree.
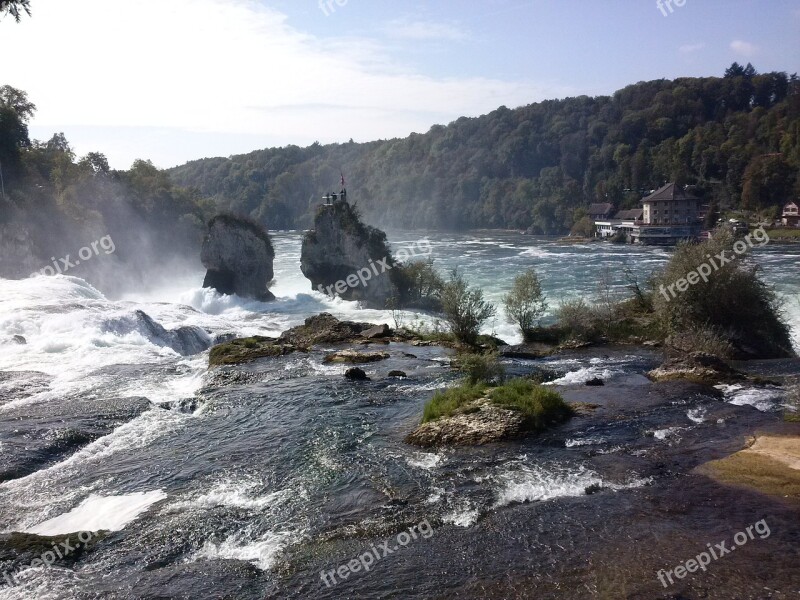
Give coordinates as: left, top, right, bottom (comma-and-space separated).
502, 269, 548, 339
0, 0, 30, 22
440, 269, 496, 345
0, 85, 36, 182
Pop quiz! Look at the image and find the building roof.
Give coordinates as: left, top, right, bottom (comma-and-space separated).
614, 209, 643, 220
784, 201, 798, 210
642, 183, 699, 204
588, 202, 614, 217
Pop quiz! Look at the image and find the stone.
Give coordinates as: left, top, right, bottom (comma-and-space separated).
585, 378, 604, 386
388, 370, 407, 378
11, 335, 26, 345
405, 399, 525, 447
201, 214, 275, 301
361, 324, 391, 339
647, 352, 745, 385
344, 367, 369, 381
323, 350, 390, 364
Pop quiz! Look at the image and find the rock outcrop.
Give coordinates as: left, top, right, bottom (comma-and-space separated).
300, 202, 398, 308
406, 398, 526, 447
201, 214, 275, 301
647, 352, 745, 385
323, 350, 390, 364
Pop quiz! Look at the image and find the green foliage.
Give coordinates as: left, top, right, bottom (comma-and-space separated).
488, 379, 574, 431
455, 351, 505, 385
652, 229, 795, 358
440, 269, 496, 345
555, 298, 600, 342
422, 383, 487, 423
392, 258, 445, 309
421, 378, 573, 433
502, 268, 548, 339
167, 67, 800, 232
570, 215, 595, 237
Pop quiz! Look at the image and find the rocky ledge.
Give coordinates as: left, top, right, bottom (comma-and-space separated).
647, 352, 746, 385
208, 314, 399, 367
405, 397, 526, 447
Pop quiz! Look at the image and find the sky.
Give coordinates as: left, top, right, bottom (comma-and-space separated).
1, 0, 798, 169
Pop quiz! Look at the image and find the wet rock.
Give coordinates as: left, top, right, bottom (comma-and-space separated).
201, 214, 275, 301
208, 337, 303, 367
388, 370, 407, 378
405, 399, 525, 447
648, 352, 745, 385
500, 343, 553, 359
279, 313, 375, 347
300, 201, 398, 308
361, 324, 391, 339
11, 335, 26, 345
585, 378, 604, 387
0, 531, 106, 580
323, 350, 390, 364
102, 310, 212, 357
344, 367, 370, 381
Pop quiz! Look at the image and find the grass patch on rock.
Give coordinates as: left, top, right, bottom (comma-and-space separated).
421, 378, 573, 432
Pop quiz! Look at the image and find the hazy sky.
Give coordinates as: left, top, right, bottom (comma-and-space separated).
2, 0, 798, 169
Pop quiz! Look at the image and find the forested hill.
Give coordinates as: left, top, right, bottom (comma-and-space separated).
168, 64, 800, 233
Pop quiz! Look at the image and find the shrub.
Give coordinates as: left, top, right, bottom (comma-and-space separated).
488, 379, 574, 431
392, 258, 445, 310
440, 269, 496, 345
651, 228, 794, 358
555, 297, 599, 341
502, 268, 548, 339
455, 351, 505, 385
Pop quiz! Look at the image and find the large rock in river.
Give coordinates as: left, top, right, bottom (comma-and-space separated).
300, 202, 398, 308
201, 214, 275, 301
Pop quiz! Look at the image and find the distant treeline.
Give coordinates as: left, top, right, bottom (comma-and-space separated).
168, 63, 800, 233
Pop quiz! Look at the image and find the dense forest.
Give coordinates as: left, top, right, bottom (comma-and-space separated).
169, 64, 800, 233
1, 65, 798, 289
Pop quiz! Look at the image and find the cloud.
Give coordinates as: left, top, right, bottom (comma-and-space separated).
0, 0, 569, 168
382, 18, 469, 42
730, 39, 758, 57
679, 43, 705, 54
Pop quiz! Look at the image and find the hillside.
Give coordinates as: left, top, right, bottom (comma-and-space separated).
168, 64, 800, 233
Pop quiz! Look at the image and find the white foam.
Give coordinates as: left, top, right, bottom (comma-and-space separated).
193, 531, 292, 571
565, 436, 608, 447
406, 452, 444, 470
25, 490, 166, 535
715, 384, 786, 412
652, 426, 684, 441
493, 463, 602, 507
442, 507, 480, 528
687, 408, 706, 423
168, 480, 290, 512
546, 366, 617, 386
